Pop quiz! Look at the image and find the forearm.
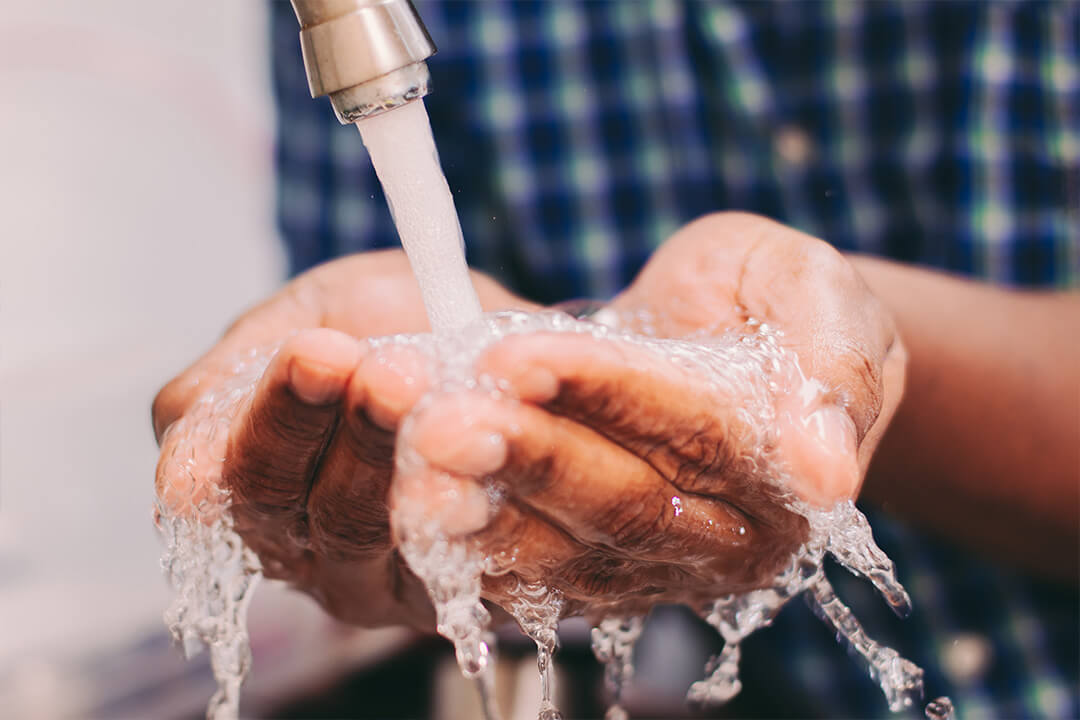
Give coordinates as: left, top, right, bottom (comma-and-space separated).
848, 255, 1080, 582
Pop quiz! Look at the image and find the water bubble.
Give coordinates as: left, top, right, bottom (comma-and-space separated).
156, 349, 271, 720
924, 696, 955, 720
591, 616, 644, 714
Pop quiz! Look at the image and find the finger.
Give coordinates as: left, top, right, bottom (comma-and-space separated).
305, 549, 436, 628
608, 212, 890, 441
155, 412, 227, 519
406, 391, 760, 568
474, 508, 704, 609
224, 328, 362, 521
307, 344, 431, 559
775, 392, 861, 507
478, 332, 754, 497
388, 464, 699, 608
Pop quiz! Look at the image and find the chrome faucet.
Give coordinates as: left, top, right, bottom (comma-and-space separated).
289, 0, 436, 123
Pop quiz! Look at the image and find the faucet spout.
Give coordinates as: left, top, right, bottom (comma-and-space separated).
290, 0, 437, 123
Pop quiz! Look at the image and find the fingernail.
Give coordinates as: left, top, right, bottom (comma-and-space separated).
289, 358, 345, 405
424, 426, 508, 476
510, 366, 559, 403
392, 468, 493, 536
777, 402, 860, 508
804, 405, 857, 452
358, 348, 428, 429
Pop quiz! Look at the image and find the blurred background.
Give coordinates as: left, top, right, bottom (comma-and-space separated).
0, 1, 419, 717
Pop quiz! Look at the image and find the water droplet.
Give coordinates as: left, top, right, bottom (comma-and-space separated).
924, 696, 955, 720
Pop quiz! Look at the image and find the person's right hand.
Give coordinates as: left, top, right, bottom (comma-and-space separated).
153, 250, 537, 628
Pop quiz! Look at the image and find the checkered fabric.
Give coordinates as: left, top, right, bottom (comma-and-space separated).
270, 2, 1079, 717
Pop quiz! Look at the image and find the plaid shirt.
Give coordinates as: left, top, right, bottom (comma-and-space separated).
271, 2, 1079, 717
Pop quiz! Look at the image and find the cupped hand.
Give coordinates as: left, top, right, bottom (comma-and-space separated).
153, 250, 537, 627
390, 212, 905, 618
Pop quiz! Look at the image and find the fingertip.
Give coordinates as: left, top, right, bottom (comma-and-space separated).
154, 428, 221, 523
778, 402, 861, 508
355, 344, 430, 430
282, 329, 364, 406
391, 465, 494, 537
479, 335, 562, 402
410, 394, 510, 476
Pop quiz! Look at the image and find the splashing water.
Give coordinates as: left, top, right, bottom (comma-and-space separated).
508, 581, 565, 720
156, 351, 269, 720
590, 616, 644, 720
688, 500, 922, 712
155, 98, 952, 720
925, 696, 956, 719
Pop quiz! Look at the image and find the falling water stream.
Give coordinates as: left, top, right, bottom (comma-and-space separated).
156, 98, 953, 720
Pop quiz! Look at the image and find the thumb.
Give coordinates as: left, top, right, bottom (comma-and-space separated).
776, 392, 861, 508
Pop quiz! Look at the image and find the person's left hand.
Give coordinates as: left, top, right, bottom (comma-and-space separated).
390, 212, 906, 618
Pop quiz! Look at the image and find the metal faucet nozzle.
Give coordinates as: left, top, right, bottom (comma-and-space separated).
290, 0, 436, 123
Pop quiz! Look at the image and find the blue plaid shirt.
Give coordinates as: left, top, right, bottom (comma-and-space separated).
271, 2, 1079, 717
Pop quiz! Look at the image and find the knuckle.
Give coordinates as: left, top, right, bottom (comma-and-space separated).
501, 449, 557, 497
308, 491, 391, 560
222, 445, 307, 516
668, 419, 732, 492
552, 377, 619, 426
831, 341, 884, 439
151, 381, 186, 444
264, 402, 330, 446
469, 500, 531, 560
601, 489, 673, 551
559, 555, 622, 598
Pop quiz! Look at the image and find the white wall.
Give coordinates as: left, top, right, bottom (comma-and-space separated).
0, 0, 287, 714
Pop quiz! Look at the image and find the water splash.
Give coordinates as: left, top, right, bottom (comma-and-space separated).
688, 500, 926, 712
805, 574, 924, 712
395, 519, 495, 680
925, 696, 956, 719
155, 349, 271, 719
508, 581, 565, 720
156, 314, 950, 719
590, 616, 644, 720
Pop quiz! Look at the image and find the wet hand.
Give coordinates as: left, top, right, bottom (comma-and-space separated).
152, 250, 536, 627
392, 213, 905, 617
154, 213, 904, 627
